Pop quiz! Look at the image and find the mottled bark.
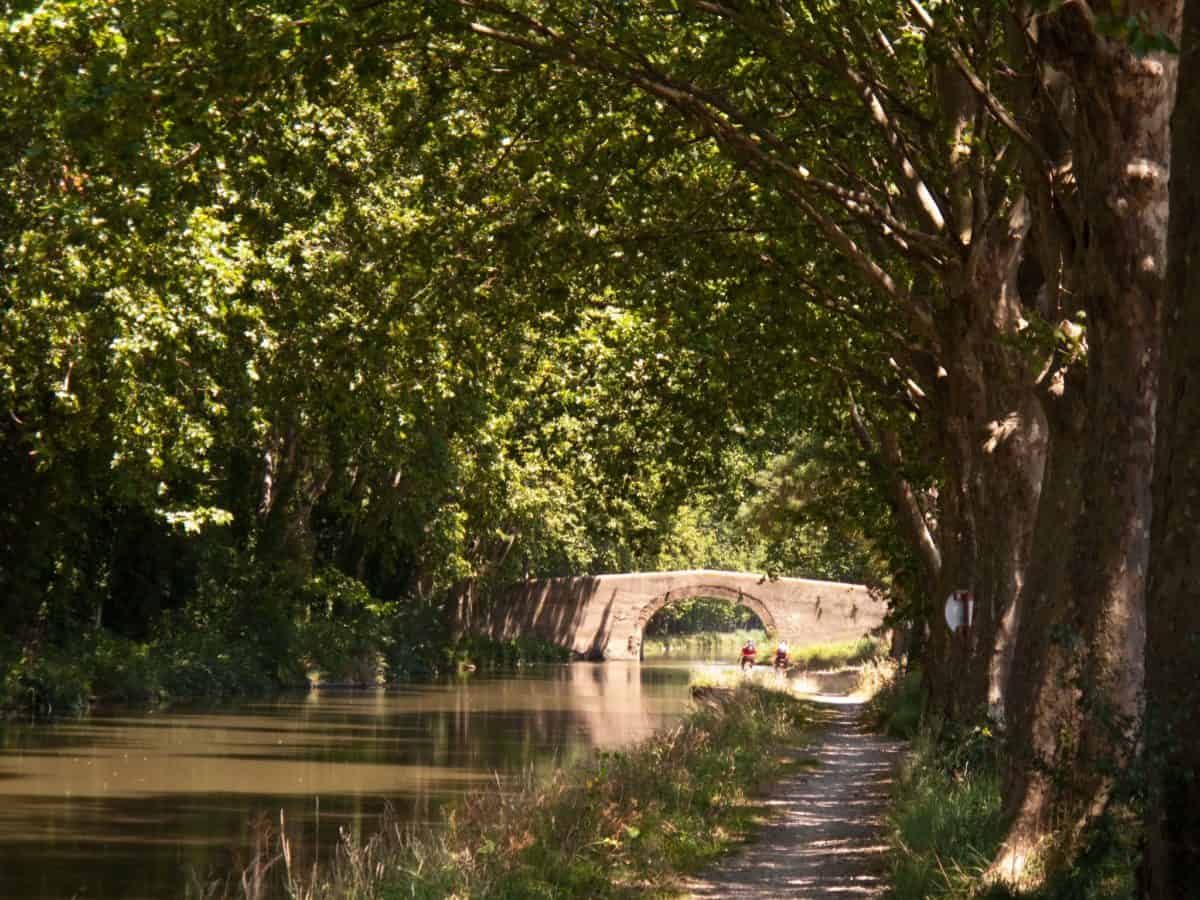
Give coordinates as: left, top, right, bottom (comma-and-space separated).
1143, 3, 1200, 893
1062, 0, 1175, 820
993, 373, 1088, 880
921, 199, 1049, 727
995, 0, 1180, 879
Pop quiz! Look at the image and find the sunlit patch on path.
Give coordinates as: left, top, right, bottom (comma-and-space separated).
683, 700, 904, 899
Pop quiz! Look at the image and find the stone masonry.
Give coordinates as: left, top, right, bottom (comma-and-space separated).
478, 569, 885, 660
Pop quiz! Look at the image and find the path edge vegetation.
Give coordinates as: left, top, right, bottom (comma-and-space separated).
191, 684, 818, 900
872, 666, 1142, 900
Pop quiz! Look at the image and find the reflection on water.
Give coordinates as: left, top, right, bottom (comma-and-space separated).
0, 662, 694, 900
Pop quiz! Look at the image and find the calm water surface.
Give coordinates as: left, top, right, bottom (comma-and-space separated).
0, 662, 697, 899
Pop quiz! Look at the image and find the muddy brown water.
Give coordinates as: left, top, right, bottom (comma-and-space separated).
0, 662, 697, 900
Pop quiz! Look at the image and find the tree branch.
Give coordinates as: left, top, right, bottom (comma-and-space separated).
841, 61, 949, 236
847, 388, 943, 585
905, 0, 1053, 168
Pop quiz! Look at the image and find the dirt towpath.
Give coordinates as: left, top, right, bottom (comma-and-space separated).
682, 697, 906, 899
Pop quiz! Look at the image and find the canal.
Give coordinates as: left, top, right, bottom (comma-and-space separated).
0, 662, 698, 899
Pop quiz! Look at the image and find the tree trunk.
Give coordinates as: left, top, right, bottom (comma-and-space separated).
994, 3, 1180, 880
923, 218, 1048, 727
1143, 3, 1200, 892
992, 372, 1088, 880
1062, 0, 1175, 835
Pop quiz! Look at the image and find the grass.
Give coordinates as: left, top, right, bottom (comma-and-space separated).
886, 728, 1008, 899
790, 636, 883, 671
865, 664, 924, 738
872, 665, 1008, 897
876, 664, 1139, 900
884, 728, 1141, 900
203, 684, 817, 900
644, 632, 884, 673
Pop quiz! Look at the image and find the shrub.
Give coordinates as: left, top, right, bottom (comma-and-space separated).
2, 646, 93, 716
296, 569, 386, 684
450, 634, 571, 670
88, 631, 162, 703
380, 600, 454, 678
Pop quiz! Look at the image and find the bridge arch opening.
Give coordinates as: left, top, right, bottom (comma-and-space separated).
631, 584, 779, 660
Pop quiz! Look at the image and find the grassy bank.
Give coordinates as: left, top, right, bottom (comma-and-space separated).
643, 632, 883, 672
886, 727, 1008, 898
205, 684, 817, 899
884, 730, 1139, 900
790, 636, 882, 671
876, 669, 1138, 900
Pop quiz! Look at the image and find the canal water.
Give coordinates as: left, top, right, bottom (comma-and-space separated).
0, 662, 697, 900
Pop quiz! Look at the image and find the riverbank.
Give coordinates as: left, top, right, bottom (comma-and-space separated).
0, 614, 567, 719
645, 634, 884, 671
203, 683, 817, 899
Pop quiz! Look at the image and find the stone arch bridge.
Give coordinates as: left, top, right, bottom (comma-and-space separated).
477, 569, 885, 661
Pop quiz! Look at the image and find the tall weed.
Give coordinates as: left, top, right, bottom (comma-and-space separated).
887, 727, 1007, 899
867, 665, 924, 738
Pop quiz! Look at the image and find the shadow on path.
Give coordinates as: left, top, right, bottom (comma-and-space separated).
683, 699, 905, 899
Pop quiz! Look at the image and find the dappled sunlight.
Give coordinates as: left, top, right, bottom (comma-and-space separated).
685, 701, 905, 898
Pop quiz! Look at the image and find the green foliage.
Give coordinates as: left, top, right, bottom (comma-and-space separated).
1094, 12, 1180, 56
407, 686, 813, 897
792, 637, 884, 671
152, 625, 279, 701
643, 628, 767, 661
1030, 812, 1139, 900
644, 596, 762, 637
886, 727, 1007, 899
296, 568, 387, 683
378, 601, 456, 680
0, 569, 460, 715
1, 646, 94, 717
868, 666, 925, 739
449, 634, 571, 670
740, 434, 918, 588
885, 717, 1139, 900
3, 0, 912, 729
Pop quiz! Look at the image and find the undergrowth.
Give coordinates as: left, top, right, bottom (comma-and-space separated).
448, 634, 572, 671
886, 725, 1008, 899
878, 665, 1139, 900
867, 664, 924, 739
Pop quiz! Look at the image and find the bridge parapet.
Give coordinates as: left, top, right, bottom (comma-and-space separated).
479, 569, 885, 660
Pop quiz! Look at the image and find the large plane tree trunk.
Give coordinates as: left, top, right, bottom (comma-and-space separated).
1143, 3, 1200, 893
1058, 0, 1175, 832
921, 208, 1050, 728
993, 372, 1088, 879
993, 2, 1180, 880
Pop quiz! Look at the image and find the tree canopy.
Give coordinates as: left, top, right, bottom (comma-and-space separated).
2, 0, 1197, 893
